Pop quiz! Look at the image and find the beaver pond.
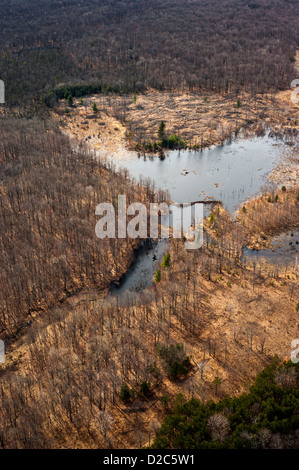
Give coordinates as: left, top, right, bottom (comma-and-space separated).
106, 134, 295, 295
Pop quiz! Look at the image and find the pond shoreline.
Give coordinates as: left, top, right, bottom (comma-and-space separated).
56, 112, 298, 295
242, 229, 299, 269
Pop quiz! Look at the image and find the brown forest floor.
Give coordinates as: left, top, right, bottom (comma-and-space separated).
1, 183, 298, 448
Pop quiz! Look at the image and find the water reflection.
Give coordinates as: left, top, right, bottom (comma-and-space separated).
111, 134, 281, 213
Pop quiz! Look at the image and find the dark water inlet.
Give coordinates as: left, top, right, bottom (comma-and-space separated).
110, 238, 170, 297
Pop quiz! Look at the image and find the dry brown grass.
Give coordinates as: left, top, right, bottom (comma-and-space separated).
55, 83, 299, 154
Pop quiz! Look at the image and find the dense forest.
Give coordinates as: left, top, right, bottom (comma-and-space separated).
0, 0, 298, 452
0, 117, 167, 338
152, 359, 299, 449
0, 0, 298, 107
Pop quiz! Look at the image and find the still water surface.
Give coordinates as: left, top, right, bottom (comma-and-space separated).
110, 134, 281, 212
